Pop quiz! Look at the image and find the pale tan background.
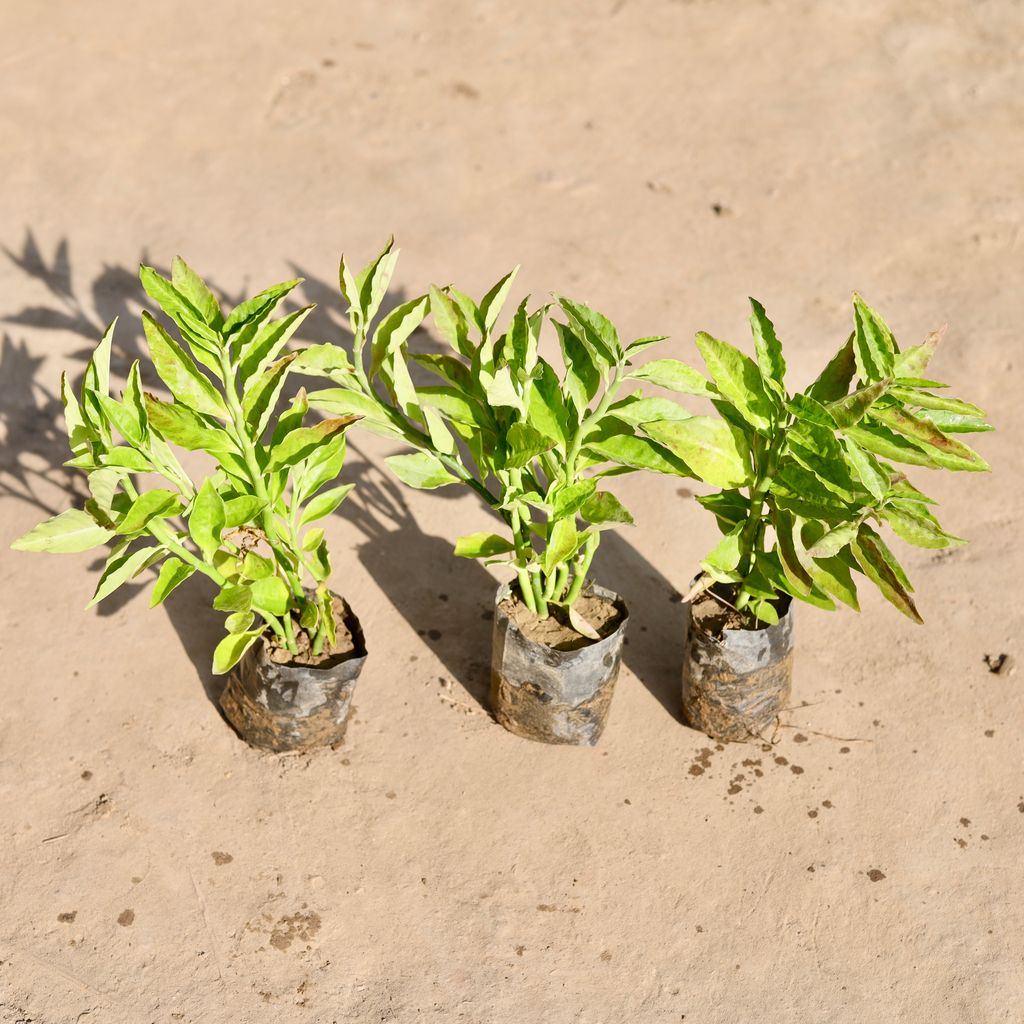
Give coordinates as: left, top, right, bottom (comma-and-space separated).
1, 1, 1021, 1021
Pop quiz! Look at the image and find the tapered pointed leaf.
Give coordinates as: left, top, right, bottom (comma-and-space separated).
150, 556, 195, 606
188, 479, 225, 560
748, 298, 786, 393
852, 524, 922, 623
641, 417, 752, 488
695, 332, 775, 430
11, 508, 114, 553
142, 312, 226, 418
385, 452, 460, 489
852, 294, 896, 382
212, 629, 263, 674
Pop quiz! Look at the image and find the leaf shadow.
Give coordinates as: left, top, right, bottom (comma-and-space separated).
335, 440, 497, 713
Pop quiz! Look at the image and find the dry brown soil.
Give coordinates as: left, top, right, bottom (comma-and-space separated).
0, 2, 1021, 1021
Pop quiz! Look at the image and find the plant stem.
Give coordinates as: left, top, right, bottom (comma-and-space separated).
564, 366, 624, 483
509, 502, 538, 614
564, 533, 599, 606
281, 611, 298, 653
531, 572, 548, 618
352, 325, 501, 511
217, 350, 305, 600
122, 479, 224, 585
736, 418, 791, 597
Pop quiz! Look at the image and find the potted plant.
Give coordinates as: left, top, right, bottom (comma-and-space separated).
639, 295, 992, 741
12, 258, 366, 752
307, 242, 697, 745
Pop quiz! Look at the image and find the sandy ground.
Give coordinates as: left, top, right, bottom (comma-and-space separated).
0, 1, 1022, 1021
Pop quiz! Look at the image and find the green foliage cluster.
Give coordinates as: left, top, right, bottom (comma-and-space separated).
12, 260, 359, 672
673, 296, 991, 624
308, 242, 701, 630
12, 241, 993, 666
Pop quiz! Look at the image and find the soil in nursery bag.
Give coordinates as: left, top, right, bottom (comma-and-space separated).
682, 587, 794, 743
491, 582, 628, 747
219, 595, 368, 753
502, 589, 625, 650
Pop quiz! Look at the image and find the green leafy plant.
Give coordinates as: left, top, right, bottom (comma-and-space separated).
649, 295, 992, 625
12, 259, 360, 672
308, 242, 695, 630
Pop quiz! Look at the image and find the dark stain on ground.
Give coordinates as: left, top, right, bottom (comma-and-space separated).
57, 911, 77, 923
211, 851, 233, 866
774, 755, 788, 766
839, 746, 850, 754
385, 791, 397, 800
793, 733, 808, 743
536, 904, 581, 914
452, 81, 480, 100
427, 629, 442, 641
80, 770, 92, 780
984, 729, 995, 738
822, 800, 833, 809
790, 765, 805, 775
753, 805, 764, 814
960, 817, 971, 827
689, 747, 715, 776
956, 838, 968, 848
269, 910, 321, 951
600, 950, 612, 961
866, 869, 886, 882
117, 909, 135, 927
514, 945, 525, 956
808, 809, 818, 819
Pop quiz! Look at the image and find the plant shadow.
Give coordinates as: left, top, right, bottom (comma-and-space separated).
589, 531, 687, 721
337, 442, 497, 713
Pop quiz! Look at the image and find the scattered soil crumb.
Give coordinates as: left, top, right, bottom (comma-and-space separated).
600, 950, 612, 961
983, 653, 1011, 674
790, 765, 804, 775
753, 805, 764, 814
514, 945, 525, 956
80, 770, 92, 780
808, 809, 818, 819
985, 729, 995, 738
956, 838, 968, 848
57, 911, 76, 923
774, 755, 789, 766
960, 817, 971, 827
822, 800, 833, 809
211, 851, 233, 866
117, 909, 135, 927
839, 746, 850, 754
385, 791, 397, 800
866, 870, 886, 882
